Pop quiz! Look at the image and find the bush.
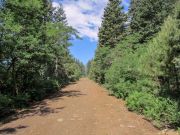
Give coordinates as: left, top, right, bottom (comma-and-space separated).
43, 79, 59, 94
29, 79, 59, 101
64, 62, 83, 81
178, 128, 180, 135
108, 82, 137, 99
29, 89, 47, 101
12, 93, 30, 108
126, 91, 180, 128
89, 46, 111, 84
0, 94, 13, 117
0, 94, 12, 110
105, 45, 143, 99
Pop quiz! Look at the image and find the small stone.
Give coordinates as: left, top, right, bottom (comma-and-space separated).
57, 118, 64, 122
127, 125, 136, 128
120, 124, 124, 127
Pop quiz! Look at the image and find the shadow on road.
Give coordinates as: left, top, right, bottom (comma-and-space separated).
0, 102, 65, 126
48, 90, 86, 101
0, 85, 86, 127
0, 125, 28, 134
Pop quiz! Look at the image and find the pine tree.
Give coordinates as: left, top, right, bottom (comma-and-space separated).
165, 3, 180, 95
129, 0, 176, 43
53, 3, 67, 25
90, 0, 126, 84
98, 0, 126, 48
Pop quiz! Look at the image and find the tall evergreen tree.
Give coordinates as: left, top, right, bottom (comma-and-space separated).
90, 0, 126, 84
98, 0, 126, 47
129, 0, 177, 43
53, 3, 67, 24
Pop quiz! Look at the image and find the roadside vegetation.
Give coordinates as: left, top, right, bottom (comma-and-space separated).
88, 0, 180, 128
0, 0, 85, 117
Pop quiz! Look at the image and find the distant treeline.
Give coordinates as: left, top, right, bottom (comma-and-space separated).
0, 0, 85, 116
88, 0, 180, 128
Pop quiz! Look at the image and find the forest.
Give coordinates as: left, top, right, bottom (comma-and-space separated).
88, 0, 180, 129
0, 0, 85, 117
0, 0, 180, 132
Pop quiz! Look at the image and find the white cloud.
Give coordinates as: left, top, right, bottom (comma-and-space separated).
53, 0, 129, 42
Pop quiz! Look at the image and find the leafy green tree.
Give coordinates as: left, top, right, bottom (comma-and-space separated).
0, 0, 84, 114
0, 0, 47, 95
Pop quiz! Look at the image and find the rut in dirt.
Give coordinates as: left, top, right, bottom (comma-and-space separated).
0, 78, 177, 135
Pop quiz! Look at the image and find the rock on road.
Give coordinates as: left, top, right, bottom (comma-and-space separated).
0, 78, 177, 135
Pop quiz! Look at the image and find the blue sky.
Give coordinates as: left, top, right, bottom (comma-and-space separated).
53, 0, 130, 65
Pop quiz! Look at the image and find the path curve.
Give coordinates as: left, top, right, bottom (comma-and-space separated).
0, 78, 177, 135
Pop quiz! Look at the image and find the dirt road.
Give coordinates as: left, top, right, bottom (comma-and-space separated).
0, 78, 177, 135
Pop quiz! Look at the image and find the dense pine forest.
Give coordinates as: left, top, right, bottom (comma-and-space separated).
89, 0, 180, 128
0, 0, 85, 116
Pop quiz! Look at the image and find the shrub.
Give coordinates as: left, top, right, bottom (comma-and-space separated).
29, 89, 47, 101
89, 46, 111, 84
12, 93, 30, 108
105, 45, 143, 99
126, 91, 180, 128
29, 79, 59, 101
0, 94, 13, 117
43, 79, 59, 93
178, 128, 180, 135
109, 82, 137, 99
0, 94, 12, 110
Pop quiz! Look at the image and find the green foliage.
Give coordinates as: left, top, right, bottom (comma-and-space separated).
129, 0, 176, 42
28, 79, 59, 101
0, 94, 13, 117
89, 0, 127, 83
89, 0, 127, 84
126, 92, 180, 127
99, 0, 126, 48
12, 94, 30, 108
178, 128, 180, 135
139, 6, 180, 96
86, 59, 93, 76
0, 94, 12, 110
105, 35, 150, 98
89, 0, 180, 129
65, 60, 84, 81
89, 46, 111, 84
0, 0, 84, 115
105, 48, 139, 98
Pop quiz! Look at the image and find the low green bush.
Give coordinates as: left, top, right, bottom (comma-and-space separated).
126, 91, 180, 128
12, 93, 30, 108
42, 79, 59, 94
29, 79, 59, 101
29, 89, 47, 101
0, 94, 12, 110
0, 94, 13, 117
178, 128, 180, 135
110, 82, 136, 99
